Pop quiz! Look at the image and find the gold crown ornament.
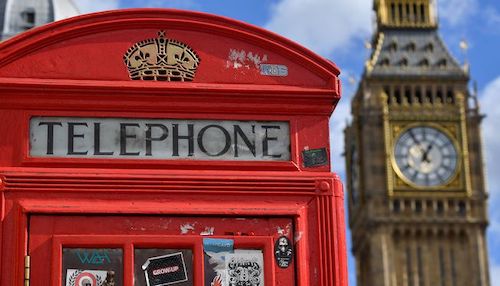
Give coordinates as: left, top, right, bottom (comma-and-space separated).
123, 31, 200, 81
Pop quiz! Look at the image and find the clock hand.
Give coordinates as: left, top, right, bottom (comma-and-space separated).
408, 130, 421, 145
408, 130, 428, 159
422, 144, 433, 163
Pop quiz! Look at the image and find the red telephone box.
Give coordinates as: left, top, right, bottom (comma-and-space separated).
0, 9, 345, 286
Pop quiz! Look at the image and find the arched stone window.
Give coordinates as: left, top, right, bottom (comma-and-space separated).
419, 58, 430, 67
388, 41, 398, 52
398, 58, 409, 67
436, 58, 447, 68
406, 42, 416, 52
424, 43, 434, 52
380, 58, 390, 66
20, 7, 36, 30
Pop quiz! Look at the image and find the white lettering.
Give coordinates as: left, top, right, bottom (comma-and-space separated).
152, 265, 180, 276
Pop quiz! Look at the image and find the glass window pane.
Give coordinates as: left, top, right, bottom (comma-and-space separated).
203, 238, 264, 286
226, 250, 265, 286
62, 248, 123, 286
134, 249, 193, 286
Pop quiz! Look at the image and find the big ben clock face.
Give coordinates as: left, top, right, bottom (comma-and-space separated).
393, 126, 458, 187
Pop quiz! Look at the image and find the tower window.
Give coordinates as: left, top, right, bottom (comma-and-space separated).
404, 86, 412, 104
384, 86, 391, 104
420, 4, 426, 23
436, 88, 444, 104
404, 200, 411, 210
419, 58, 430, 67
398, 58, 409, 67
21, 8, 36, 30
415, 87, 423, 104
437, 59, 447, 68
448, 200, 455, 210
425, 87, 433, 104
380, 58, 390, 66
424, 43, 434, 52
405, 4, 411, 23
394, 87, 402, 104
458, 201, 466, 216
426, 200, 433, 209
413, 3, 418, 23
415, 200, 423, 213
446, 89, 455, 104
398, 3, 404, 23
436, 200, 444, 214
392, 200, 401, 213
388, 41, 398, 52
406, 42, 416, 52
391, 3, 396, 22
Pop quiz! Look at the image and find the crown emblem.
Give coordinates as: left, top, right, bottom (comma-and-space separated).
123, 31, 200, 81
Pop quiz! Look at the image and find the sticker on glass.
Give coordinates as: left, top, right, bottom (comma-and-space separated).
142, 252, 188, 286
226, 250, 264, 286
65, 269, 115, 286
75, 249, 112, 265
274, 236, 293, 268
203, 238, 234, 286
260, 64, 288, 77
302, 148, 328, 168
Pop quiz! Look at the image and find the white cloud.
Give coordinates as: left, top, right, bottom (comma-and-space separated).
438, 0, 478, 27
73, 0, 119, 14
137, 0, 200, 9
265, 0, 372, 56
484, 6, 500, 26
491, 262, 500, 286
480, 76, 500, 202
481, 76, 500, 282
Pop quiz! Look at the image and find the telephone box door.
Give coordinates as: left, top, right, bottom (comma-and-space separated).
28, 215, 296, 286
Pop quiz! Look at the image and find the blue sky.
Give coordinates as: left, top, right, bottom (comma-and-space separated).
74, 0, 500, 284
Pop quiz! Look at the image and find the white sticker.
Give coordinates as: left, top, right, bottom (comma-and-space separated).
226, 250, 264, 286
260, 64, 288, 77
66, 269, 109, 286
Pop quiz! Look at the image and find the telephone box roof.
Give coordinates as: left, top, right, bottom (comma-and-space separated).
0, 9, 341, 115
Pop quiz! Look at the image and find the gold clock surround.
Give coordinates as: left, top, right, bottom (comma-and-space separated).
387, 122, 468, 196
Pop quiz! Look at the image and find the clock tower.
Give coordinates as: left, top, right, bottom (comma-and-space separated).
345, 0, 490, 285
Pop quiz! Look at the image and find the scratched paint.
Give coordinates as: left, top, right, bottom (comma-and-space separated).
226, 49, 268, 69
200, 226, 215, 236
294, 231, 304, 243
180, 223, 195, 234
277, 223, 292, 236
277, 227, 285, 235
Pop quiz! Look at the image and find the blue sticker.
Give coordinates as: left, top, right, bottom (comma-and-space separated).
203, 238, 234, 253
203, 238, 234, 286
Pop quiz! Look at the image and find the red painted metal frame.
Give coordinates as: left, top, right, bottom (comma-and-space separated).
48, 235, 277, 286
31, 215, 288, 286
0, 9, 346, 286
